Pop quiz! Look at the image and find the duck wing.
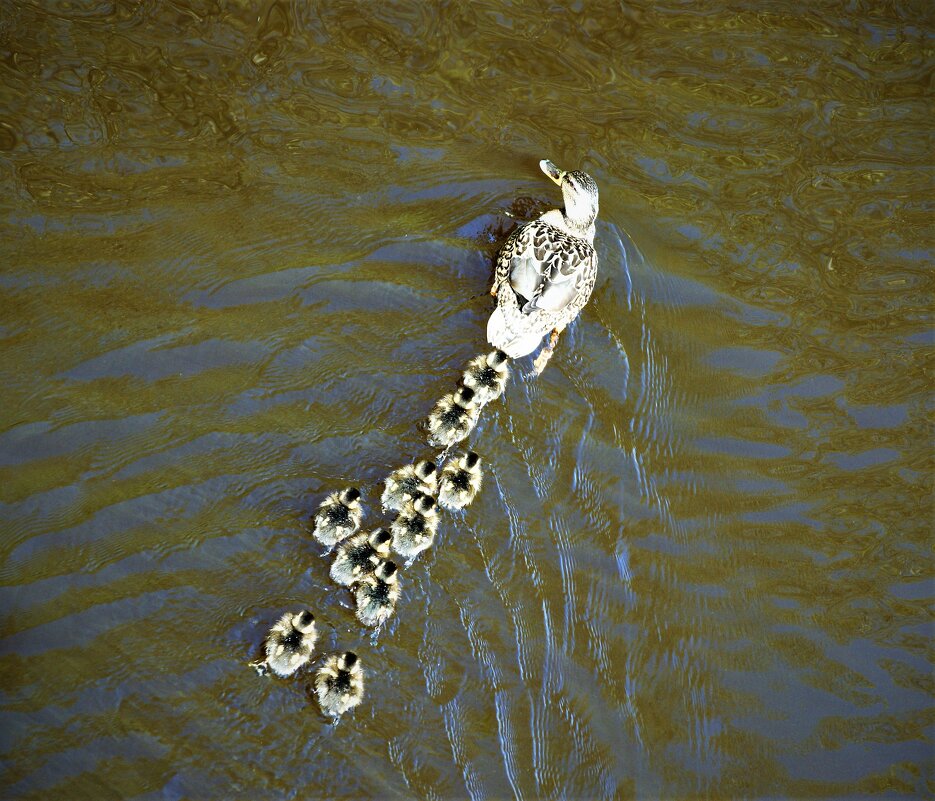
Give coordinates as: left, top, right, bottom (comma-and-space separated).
502, 221, 594, 314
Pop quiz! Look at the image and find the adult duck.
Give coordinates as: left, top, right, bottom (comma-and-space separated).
487, 159, 599, 372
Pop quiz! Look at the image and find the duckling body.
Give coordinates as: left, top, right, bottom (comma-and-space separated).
438, 451, 484, 511
312, 487, 362, 549
462, 350, 510, 405
391, 493, 439, 561
426, 387, 479, 449
314, 651, 365, 718
251, 610, 317, 677
381, 459, 437, 513
488, 160, 599, 370
354, 559, 401, 627
330, 528, 392, 587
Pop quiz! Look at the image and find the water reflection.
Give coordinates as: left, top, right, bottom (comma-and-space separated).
1, 1, 931, 799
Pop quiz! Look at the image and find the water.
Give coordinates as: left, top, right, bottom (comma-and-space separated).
1, 2, 931, 799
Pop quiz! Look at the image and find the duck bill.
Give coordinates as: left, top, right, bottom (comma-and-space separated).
539, 159, 564, 186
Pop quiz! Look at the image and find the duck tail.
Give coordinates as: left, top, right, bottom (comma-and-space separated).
486, 305, 544, 358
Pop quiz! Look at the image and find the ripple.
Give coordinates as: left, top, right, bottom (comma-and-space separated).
1, 0, 931, 797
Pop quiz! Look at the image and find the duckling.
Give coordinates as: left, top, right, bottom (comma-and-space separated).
462, 350, 510, 405
250, 610, 317, 677
330, 528, 392, 587
354, 559, 401, 627
381, 458, 438, 513
311, 487, 362, 550
314, 651, 365, 718
391, 492, 439, 561
438, 451, 484, 510
426, 386, 480, 449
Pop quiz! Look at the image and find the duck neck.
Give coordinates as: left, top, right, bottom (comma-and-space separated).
564, 211, 596, 243
540, 209, 594, 243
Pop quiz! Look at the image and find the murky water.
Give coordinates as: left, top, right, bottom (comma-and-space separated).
1, 2, 932, 799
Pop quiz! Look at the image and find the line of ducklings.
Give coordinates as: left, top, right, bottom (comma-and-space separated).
426, 349, 510, 449
249, 611, 363, 718
250, 349, 509, 720
313, 449, 485, 626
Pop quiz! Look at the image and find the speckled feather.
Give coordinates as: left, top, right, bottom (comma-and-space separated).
494, 220, 597, 326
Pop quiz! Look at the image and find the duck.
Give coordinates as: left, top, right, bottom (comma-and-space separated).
250, 610, 317, 677
426, 386, 480, 449
437, 451, 483, 511
487, 159, 599, 373
391, 492, 439, 561
311, 487, 362, 550
314, 651, 365, 718
381, 458, 437, 513
354, 559, 401, 627
462, 349, 510, 405
330, 528, 393, 587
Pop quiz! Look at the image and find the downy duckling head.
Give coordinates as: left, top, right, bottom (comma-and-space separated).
463, 451, 482, 470
339, 651, 360, 672
293, 610, 316, 633
369, 528, 392, 552
375, 559, 399, 583
340, 487, 361, 506
412, 493, 436, 514
415, 459, 436, 482
487, 350, 509, 369
454, 386, 476, 408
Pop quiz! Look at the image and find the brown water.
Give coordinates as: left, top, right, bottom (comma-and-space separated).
1, 2, 932, 799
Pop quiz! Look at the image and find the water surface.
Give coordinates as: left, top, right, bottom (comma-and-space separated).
1, 2, 932, 799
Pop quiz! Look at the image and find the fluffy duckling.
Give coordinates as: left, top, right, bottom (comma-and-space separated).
426, 386, 480, 449
251, 610, 317, 677
381, 458, 437, 513
314, 651, 365, 718
391, 492, 439, 561
438, 451, 484, 510
462, 350, 510, 405
330, 528, 392, 587
311, 487, 362, 550
354, 559, 401, 628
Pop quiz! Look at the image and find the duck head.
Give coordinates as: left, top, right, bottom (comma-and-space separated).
340, 487, 361, 506
412, 493, 436, 514
454, 386, 476, 408
487, 350, 509, 369
540, 159, 599, 237
339, 651, 360, 672
415, 459, 436, 481
375, 559, 398, 583
369, 528, 392, 553
293, 610, 316, 633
